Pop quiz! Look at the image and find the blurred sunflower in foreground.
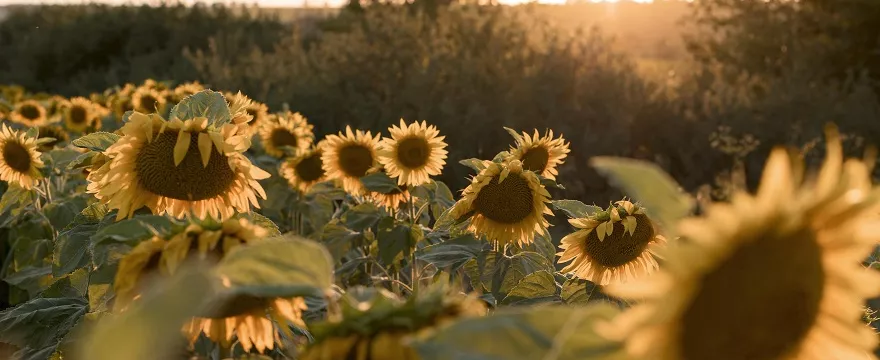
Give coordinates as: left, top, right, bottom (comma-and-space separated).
449, 159, 552, 246
9, 99, 47, 127
557, 200, 666, 285
506, 129, 570, 180
378, 119, 448, 187
63, 97, 105, 133
113, 218, 307, 353
86, 110, 269, 220
300, 284, 485, 360
600, 124, 880, 360
0, 124, 44, 189
280, 144, 327, 193
322, 126, 381, 196
259, 111, 314, 157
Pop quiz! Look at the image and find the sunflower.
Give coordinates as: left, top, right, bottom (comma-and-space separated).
259, 112, 314, 158
377, 119, 448, 187
245, 100, 269, 130
0, 124, 44, 189
63, 97, 104, 133
300, 284, 485, 360
9, 100, 47, 127
368, 169, 413, 211
557, 200, 666, 286
599, 124, 880, 360
170, 81, 205, 104
448, 160, 552, 246
113, 218, 307, 353
321, 126, 381, 196
280, 146, 327, 193
131, 86, 168, 114
36, 124, 69, 152
506, 129, 570, 180
86, 112, 270, 221
109, 84, 136, 118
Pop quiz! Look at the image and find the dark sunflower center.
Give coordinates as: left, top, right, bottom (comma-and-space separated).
38, 128, 64, 150
338, 144, 374, 178
294, 153, 325, 182
583, 214, 655, 268
270, 128, 299, 148
19, 105, 41, 120
246, 109, 259, 125
2, 141, 32, 173
520, 146, 550, 173
70, 106, 88, 124
472, 173, 534, 224
396, 136, 430, 168
679, 227, 824, 360
200, 293, 268, 319
139, 95, 158, 112
134, 130, 236, 201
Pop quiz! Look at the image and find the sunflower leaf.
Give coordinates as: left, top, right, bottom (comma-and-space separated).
361, 171, 399, 194
343, 202, 382, 231
561, 278, 599, 305
0, 297, 88, 360
590, 157, 694, 236
169, 90, 232, 127
25, 126, 39, 139
551, 200, 601, 219
71, 132, 121, 152
377, 217, 413, 265
459, 158, 487, 173
416, 234, 482, 270
501, 270, 559, 306
66, 151, 98, 171
217, 235, 335, 298
503, 127, 525, 144
411, 303, 627, 360
540, 176, 566, 190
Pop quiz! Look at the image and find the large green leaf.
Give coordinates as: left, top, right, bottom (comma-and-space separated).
412, 303, 627, 360
551, 200, 601, 219
71, 132, 120, 152
216, 235, 334, 298
493, 251, 554, 300
501, 270, 559, 306
320, 221, 360, 262
168, 90, 232, 127
560, 278, 599, 305
590, 157, 694, 235
53, 203, 109, 277
3, 265, 52, 299
343, 202, 382, 231
376, 217, 412, 265
361, 172, 399, 194
42, 195, 89, 232
459, 158, 488, 173
0, 297, 88, 360
0, 185, 32, 217
417, 234, 482, 270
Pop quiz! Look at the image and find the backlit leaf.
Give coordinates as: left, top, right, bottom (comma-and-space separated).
71, 132, 120, 152
169, 90, 232, 127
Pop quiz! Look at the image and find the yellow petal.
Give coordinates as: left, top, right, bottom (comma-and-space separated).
499, 166, 510, 183
198, 132, 213, 168
596, 222, 608, 241
610, 208, 621, 222
623, 215, 637, 236
173, 131, 191, 166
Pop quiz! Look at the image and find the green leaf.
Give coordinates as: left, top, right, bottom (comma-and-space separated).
43, 149, 83, 171
493, 251, 554, 299
590, 157, 694, 235
376, 217, 412, 265
361, 172, 399, 194
504, 127, 525, 144
90, 215, 181, 267
71, 132, 120, 152
501, 270, 558, 305
0, 297, 88, 360
238, 212, 281, 237
551, 200, 601, 219
412, 304, 627, 360
3, 265, 52, 298
343, 202, 382, 231
217, 235, 335, 298
417, 234, 482, 270
42, 268, 89, 299
169, 90, 232, 127
459, 158, 488, 173
561, 278, 599, 305
54, 203, 110, 277
42, 195, 89, 231
0, 185, 31, 217
540, 176, 565, 190
320, 221, 360, 262
66, 151, 98, 171
25, 126, 38, 139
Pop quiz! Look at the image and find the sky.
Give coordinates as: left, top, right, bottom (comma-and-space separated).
0, 0, 658, 7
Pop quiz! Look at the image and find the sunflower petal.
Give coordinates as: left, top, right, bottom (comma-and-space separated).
173, 131, 191, 166
198, 132, 212, 168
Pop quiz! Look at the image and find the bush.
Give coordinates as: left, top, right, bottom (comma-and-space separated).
0, 3, 289, 96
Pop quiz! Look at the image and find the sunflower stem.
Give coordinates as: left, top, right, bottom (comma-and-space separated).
407, 193, 418, 293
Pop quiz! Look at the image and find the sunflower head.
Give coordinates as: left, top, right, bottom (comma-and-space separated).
108, 84, 136, 117
170, 81, 205, 104
301, 283, 485, 360
244, 100, 269, 129
557, 200, 666, 285
131, 86, 168, 114
259, 112, 314, 158
507, 129, 570, 180
378, 119, 448, 187
449, 160, 552, 246
280, 145, 327, 193
0, 124, 45, 189
321, 126, 381, 196
36, 125, 69, 152
223, 91, 256, 126
87, 112, 269, 220
600, 124, 880, 360
63, 97, 105, 133
368, 168, 413, 211
10, 100, 47, 127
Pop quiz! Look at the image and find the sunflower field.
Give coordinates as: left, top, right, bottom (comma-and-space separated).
0, 70, 876, 360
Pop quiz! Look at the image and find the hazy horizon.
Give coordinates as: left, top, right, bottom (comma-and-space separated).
0, 0, 661, 7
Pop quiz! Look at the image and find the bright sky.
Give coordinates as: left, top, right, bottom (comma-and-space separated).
0, 0, 657, 7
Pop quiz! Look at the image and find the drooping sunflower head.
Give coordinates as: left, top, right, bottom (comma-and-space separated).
9, 100, 47, 127
378, 119, 448, 187
321, 126, 381, 196
131, 86, 168, 114
507, 129, 570, 180
63, 97, 104, 133
36, 124, 70, 152
557, 200, 666, 286
87, 112, 270, 221
449, 160, 552, 246
170, 81, 205, 104
600, 124, 880, 360
0, 124, 45, 190
300, 284, 486, 360
259, 111, 314, 158
368, 168, 413, 211
280, 145, 327, 193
